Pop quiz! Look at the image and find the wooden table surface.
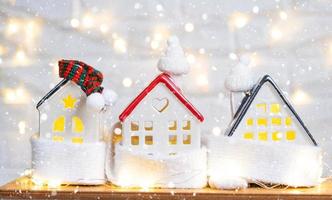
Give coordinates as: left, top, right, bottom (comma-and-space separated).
1, 176, 332, 199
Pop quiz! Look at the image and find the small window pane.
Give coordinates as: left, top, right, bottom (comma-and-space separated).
246, 118, 253, 126
131, 121, 139, 131
145, 135, 153, 145
183, 134, 191, 144
144, 121, 153, 131
258, 132, 267, 141
257, 118, 268, 126
256, 103, 266, 113
270, 103, 280, 114
131, 136, 139, 145
285, 117, 292, 126
168, 121, 177, 130
182, 120, 191, 130
52, 135, 64, 142
271, 118, 282, 126
272, 131, 282, 141
286, 130, 296, 140
169, 135, 177, 145
243, 132, 253, 140
72, 137, 83, 144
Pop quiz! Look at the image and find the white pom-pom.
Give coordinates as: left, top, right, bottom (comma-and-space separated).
157, 35, 190, 76
209, 176, 248, 190
225, 55, 255, 92
87, 92, 105, 111
102, 89, 118, 106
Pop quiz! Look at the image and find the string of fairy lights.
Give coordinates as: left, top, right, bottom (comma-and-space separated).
0, 0, 329, 137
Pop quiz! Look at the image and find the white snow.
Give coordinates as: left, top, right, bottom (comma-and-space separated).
157, 36, 190, 76
225, 55, 255, 92
102, 89, 118, 106
209, 175, 248, 190
86, 92, 105, 111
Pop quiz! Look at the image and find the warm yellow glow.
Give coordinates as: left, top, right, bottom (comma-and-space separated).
271, 117, 282, 125
272, 131, 282, 141
3, 87, 30, 104
196, 74, 209, 88
186, 54, 196, 64
48, 180, 62, 188
258, 131, 268, 141
114, 127, 122, 135
70, 18, 80, 28
229, 12, 249, 29
62, 95, 77, 109
184, 22, 194, 32
53, 116, 65, 132
291, 89, 312, 105
279, 11, 288, 20
25, 20, 41, 39
5, 18, 21, 36
285, 116, 292, 126
271, 27, 283, 40
72, 116, 84, 133
244, 132, 253, 139
100, 23, 109, 33
212, 126, 222, 136
286, 130, 296, 140
13, 49, 30, 66
257, 118, 268, 126
256, 103, 266, 112
0, 45, 7, 56
18, 121, 26, 135
72, 137, 84, 144
150, 26, 170, 50
270, 103, 280, 113
122, 77, 133, 87
82, 13, 94, 28
246, 118, 254, 126
113, 38, 127, 53
52, 135, 64, 142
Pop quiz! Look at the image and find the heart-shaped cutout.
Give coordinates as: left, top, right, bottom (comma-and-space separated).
152, 98, 169, 113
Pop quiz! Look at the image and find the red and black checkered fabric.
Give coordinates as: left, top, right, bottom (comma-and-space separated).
58, 59, 103, 95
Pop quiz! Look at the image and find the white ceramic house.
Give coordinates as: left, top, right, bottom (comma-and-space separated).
226, 75, 317, 146
119, 73, 204, 155
37, 79, 102, 144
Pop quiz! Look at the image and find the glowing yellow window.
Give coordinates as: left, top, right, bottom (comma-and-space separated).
257, 118, 268, 126
182, 120, 191, 130
52, 135, 64, 142
246, 118, 254, 126
168, 121, 177, 131
145, 135, 153, 145
258, 131, 268, 141
144, 121, 153, 131
131, 121, 139, 131
272, 131, 282, 141
131, 136, 139, 145
243, 132, 253, 140
271, 103, 280, 114
286, 130, 296, 141
169, 135, 177, 145
285, 117, 292, 126
271, 117, 282, 126
72, 137, 83, 144
256, 103, 266, 113
72, 116, 84, 133
53, 115, 65, 132
183, 134, 191, 144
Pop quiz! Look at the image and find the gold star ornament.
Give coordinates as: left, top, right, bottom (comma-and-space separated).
62, 95, 77, 109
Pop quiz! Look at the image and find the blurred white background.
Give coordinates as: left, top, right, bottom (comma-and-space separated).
0, 0, 332, 185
